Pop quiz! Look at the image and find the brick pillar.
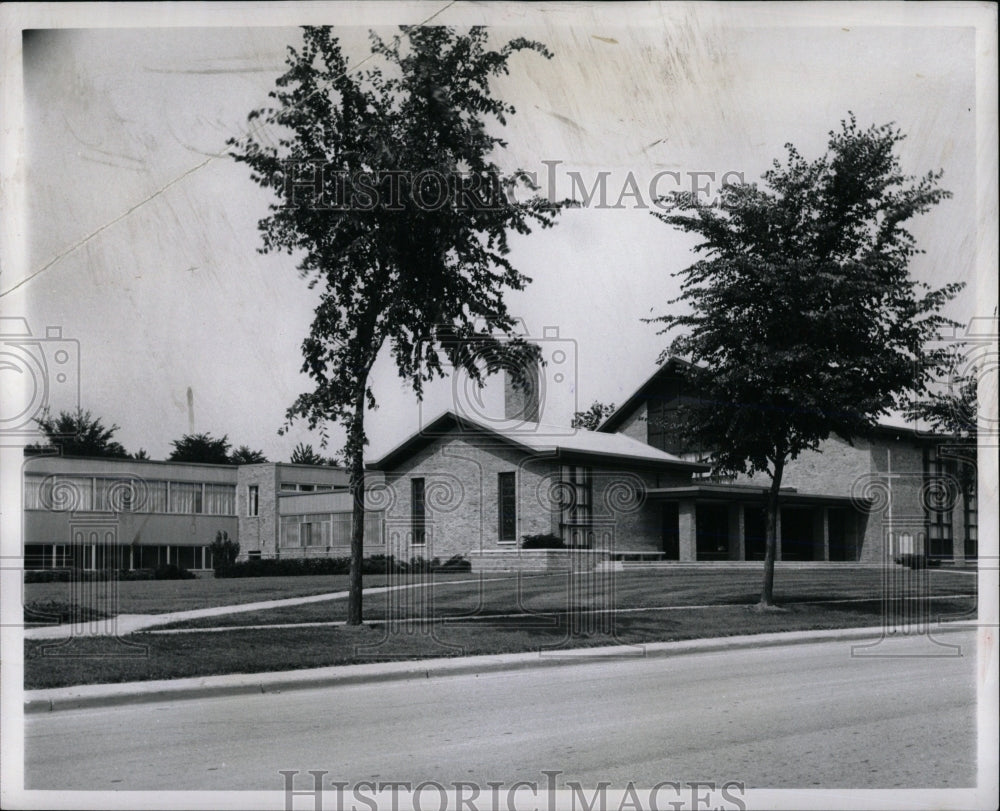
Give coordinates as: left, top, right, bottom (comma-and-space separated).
728, 504, 744, 560
814, 508, 829, 562
678, 501, 697, 561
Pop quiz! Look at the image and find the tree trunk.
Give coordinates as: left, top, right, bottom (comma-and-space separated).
346, 387, 366, 626
760, 455, 785, 607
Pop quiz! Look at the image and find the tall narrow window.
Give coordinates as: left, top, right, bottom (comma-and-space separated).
924, 448, 954, 559
411, 478, 426, 546
965, 479, 978, 560
561, 465, 593, 547
498, 472, 517, 542
248, 485, 259, 517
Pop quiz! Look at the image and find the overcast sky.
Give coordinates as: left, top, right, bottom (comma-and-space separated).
5, 2, 993, 463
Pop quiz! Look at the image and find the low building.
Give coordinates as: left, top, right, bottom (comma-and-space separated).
22, 455, 349, 571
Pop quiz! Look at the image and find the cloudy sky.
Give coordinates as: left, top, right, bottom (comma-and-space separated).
4, 2, 994, 462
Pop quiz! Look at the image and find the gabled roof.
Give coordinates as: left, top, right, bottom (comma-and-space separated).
597, 356, 953, 442
368, 410, 710, 472
597, 356, 693, 433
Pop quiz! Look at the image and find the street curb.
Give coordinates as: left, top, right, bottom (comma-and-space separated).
23, 621, 977, 714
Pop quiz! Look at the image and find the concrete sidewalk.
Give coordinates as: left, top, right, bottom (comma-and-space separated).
23, 621, 977, 714
23, 575, 502, 640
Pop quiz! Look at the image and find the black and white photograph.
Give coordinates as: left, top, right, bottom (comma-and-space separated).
1, 2, 997, 809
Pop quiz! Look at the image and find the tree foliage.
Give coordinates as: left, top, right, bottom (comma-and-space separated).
168, 433, 232, 464
650, 115, 962, 604
228, 25, 561, 623
229, 445, 269, 464
290, 442, 329, 465
571, 400, 616, 431
906, 359, 978, 439
906, 357, 979, 551
210, 530, 241, 573
29, 407, 129, 458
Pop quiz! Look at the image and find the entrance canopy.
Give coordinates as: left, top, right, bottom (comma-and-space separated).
647, 484, 872, 562
647, 483, 870, 507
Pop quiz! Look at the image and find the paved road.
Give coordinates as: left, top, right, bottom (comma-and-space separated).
25, 631, 977, 790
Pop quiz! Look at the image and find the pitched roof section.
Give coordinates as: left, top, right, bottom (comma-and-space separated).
368, 410, 709, 472
597, 356, 692, 433
597, 356, 947, 440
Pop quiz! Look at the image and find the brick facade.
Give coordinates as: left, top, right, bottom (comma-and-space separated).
600, 364, 972, 563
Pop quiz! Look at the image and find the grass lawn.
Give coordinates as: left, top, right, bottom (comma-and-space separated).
156, 566, 978, 628
24, 567, 976, 689
22, 572, 473, 619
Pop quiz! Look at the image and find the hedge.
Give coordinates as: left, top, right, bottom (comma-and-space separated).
214, 554, 470, 578
24, 565, 197, 583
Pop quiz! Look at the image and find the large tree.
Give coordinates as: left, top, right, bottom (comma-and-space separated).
168, 432, 232, 464
29, 407, 129, 458
650, 115, 962, 606
228, 26, 560, 624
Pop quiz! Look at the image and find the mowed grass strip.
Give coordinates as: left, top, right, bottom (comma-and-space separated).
24, 568, 977, 689
156, 567, 978, 629
25, 599, 976, 689
22, 572, 474, 617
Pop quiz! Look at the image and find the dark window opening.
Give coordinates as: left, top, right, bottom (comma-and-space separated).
498, 472, 516, 542
411, 478, 426, 546
695, 504, 729, 561
661, 502, 679, 560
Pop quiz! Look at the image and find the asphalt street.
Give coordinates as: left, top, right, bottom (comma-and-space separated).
25, 630, 977, 791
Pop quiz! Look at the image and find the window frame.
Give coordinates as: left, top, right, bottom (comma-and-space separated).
411, 477, 427, 547
498, 471, 517, 543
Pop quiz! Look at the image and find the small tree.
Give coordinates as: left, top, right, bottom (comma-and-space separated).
169, 433, 231, 464
650, 115, 962, 607
209, 530, 240, 573
230, 445, 268, 464
229, 26, 561, 624
28, 407, 129, 458
571, 401, 616, 431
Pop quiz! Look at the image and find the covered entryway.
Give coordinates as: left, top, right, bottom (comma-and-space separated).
648, 484, 868, 562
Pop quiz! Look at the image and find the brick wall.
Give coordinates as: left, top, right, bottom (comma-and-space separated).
379, 430, 696, 558
616, 402, 648, 443
236, 464, 278, 558
381, 434, 554, 560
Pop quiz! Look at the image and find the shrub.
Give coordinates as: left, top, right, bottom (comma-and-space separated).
210, 530, 240, 573
24, 566, 194, 583
363, 555, 403, 574
895, 553, 942, 570
24, 568, 115, 583
434, 554, 471, 572
521, 533, 565, 549
212, 554, 470, 578
152, 564, 197, 580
